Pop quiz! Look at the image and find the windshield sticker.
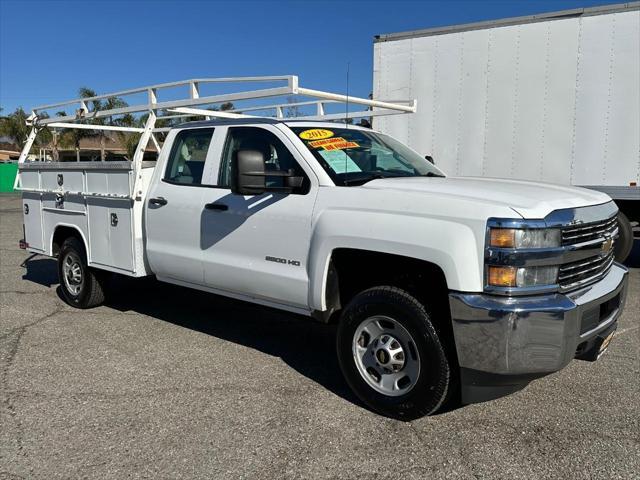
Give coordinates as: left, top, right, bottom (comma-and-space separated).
319, 150, 362, 173
309, 137, 360, 151
299, 128, 334, 140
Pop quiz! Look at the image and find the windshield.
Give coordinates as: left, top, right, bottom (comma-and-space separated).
290, 126, 445, 186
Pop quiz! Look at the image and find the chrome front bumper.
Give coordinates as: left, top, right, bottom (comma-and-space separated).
449, 263, 628, 402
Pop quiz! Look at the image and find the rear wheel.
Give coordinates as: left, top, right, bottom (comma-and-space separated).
336, 286, 452, 420
58, 237, 106, 308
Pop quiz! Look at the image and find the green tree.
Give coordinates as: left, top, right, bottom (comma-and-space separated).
115, 113, 143, 160
0, 107, 31, 148
46, 111, 68, 161
0, 107, 53, 159
78, 87, 128, 161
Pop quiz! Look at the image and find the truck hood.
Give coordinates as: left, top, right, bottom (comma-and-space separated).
362, 176, 611, 219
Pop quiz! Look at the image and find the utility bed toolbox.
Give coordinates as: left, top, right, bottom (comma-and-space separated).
18, 161, 154, 276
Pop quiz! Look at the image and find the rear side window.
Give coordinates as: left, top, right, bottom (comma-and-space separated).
164, 128, 214, 185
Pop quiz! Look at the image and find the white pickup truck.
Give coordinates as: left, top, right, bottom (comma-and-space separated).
16, 77, 629, 419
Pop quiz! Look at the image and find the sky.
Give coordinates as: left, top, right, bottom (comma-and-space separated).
0, 0, 625, 114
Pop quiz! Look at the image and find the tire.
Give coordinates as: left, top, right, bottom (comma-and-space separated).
58, 237, 106, 308
614, 211, 633, 263
336, 286, 451, 420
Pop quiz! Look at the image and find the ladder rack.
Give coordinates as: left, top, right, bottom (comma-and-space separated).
15, 75, 417, 194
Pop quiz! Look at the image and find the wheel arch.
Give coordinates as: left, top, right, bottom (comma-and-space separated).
311, 247, 452, 324
51, 223, 89, 259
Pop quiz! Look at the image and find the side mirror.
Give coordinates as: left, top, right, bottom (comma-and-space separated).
285, 173, 304, 189
231, 149, 306, 195
231, 150, 266, 195
425, 155, 434, 164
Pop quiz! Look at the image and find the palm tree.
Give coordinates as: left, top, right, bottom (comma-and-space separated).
78, 87, 128, 161
47, 111, 67, 161
0, 107, 54, 159
60, 118, 90, 162
115, 113, 142, 160
0, 107, 31, 148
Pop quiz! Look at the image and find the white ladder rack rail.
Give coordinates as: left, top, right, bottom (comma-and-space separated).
15, 75, 417, 195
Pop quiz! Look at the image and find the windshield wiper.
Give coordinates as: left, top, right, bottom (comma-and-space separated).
342, 171, 418, 186
342, 172, 389, 186
342, 170, 443, 186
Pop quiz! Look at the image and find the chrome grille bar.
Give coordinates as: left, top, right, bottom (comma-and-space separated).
562, 215, 618, 245
558, 252, 613, 273
558, 252, 615, 291
562, 216, 617, 234
559, 254, 614, 281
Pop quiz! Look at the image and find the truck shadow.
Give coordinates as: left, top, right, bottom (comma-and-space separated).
21, 256, 359, 408
105, 275, 359, 405
20, 255, 60, 287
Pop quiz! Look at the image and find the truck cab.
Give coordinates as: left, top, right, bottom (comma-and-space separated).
16, 77, 629, 419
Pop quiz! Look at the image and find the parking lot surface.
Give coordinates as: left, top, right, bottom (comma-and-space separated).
1, 194, 638, 479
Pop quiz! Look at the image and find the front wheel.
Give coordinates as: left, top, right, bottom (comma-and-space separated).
336, 286, 452, 420
58, 237, 106, 308
614, 211, 634, 263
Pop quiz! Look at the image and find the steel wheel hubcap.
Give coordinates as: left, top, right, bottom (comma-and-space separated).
62, 252, 83, 296
352, 315, 421, 397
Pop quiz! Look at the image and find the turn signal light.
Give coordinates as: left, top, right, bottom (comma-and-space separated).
490, 229, 515, 248
488, 266, 517, 287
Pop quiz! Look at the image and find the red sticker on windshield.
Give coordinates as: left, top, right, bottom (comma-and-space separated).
309, 137, 359, 151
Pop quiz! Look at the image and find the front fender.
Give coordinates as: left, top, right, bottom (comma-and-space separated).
307, 208, 486, 311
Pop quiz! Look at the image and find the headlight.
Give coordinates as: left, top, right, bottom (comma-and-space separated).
489, 228, 561, 248
488, 265, 559, 288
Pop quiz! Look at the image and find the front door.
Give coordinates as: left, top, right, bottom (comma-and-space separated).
200, 125, 318, 309
145, 127, 216, 286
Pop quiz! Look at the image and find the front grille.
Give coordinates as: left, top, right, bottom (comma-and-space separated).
558, 250, 615, 291
558, 213, 618, 291
562, 215, 618, 245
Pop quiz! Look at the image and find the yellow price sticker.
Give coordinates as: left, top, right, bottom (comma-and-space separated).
299, 129, 334, 140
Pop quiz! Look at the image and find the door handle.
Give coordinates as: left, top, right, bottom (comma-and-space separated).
149, 196, 168, 206
205, 202, 228, 211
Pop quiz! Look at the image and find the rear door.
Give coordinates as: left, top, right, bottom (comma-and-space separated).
145, 127, 217, 285
200, 125, 318, 309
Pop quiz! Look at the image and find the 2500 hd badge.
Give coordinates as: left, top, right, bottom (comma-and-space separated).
266, 255, 301, 267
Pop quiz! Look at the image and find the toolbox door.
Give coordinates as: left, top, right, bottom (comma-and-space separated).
22, 192, 44, 251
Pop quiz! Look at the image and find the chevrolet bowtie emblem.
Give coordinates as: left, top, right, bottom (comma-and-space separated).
601, 237, 613, 255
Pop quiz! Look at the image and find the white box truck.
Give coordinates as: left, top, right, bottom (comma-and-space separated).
15, 76, 629, 420
373, 1, 639, 247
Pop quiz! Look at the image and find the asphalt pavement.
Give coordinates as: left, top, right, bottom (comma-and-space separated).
1, 194, 638, 479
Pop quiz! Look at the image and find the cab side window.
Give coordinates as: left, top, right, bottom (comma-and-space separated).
164, 128, 214, 185
218, 127, 309, 193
